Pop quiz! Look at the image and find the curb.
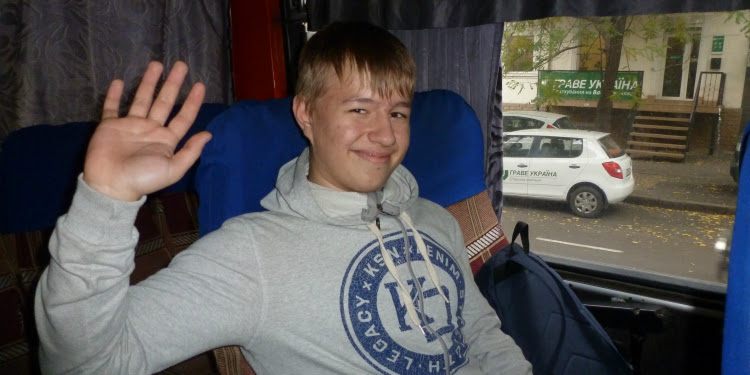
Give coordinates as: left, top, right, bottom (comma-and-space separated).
625, 195, 736, 215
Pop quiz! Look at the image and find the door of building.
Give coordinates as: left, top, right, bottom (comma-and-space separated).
661, 30, 702, 99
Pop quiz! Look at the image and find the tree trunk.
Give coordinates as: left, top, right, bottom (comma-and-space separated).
596, 16, 628, 143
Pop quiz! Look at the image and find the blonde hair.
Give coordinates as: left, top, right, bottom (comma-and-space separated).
295, 22, 416, 112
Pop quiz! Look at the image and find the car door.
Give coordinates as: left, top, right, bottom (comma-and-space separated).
526, 136, 588, 200
502, 134, 535, 196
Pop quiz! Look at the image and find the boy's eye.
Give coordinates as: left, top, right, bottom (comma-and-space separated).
391, 112, 408, 119
351, 108, 366, 114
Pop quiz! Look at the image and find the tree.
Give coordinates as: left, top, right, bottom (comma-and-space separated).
726, 10, 750, 38
502, 14, 702, 142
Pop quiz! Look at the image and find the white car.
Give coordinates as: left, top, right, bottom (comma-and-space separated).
503, 111, 578, 132
502, 129, 634, 218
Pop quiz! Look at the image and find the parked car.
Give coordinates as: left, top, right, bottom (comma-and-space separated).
503, 110, 578, 132
502, 129, 634, 218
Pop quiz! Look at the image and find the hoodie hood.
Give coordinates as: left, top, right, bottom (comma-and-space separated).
260, 148, 419, 226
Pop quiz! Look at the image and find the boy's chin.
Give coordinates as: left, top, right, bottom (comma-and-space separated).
348, 177, 390, 194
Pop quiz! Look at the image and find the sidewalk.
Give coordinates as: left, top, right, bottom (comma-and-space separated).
627, 153, 738, 215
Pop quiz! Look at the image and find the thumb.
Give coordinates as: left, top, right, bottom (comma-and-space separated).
167, 131, 213, 184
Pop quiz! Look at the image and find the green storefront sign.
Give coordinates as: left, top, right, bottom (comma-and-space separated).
538, 71, 644, 101
712, 35, 724, 52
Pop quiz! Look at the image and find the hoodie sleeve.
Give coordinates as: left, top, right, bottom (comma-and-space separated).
35, 176, 263, 374
447, 216, 533, 374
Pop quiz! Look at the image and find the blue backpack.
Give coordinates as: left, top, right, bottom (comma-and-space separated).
475, 221, 633, 375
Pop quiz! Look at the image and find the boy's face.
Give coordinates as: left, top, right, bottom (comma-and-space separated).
293, 68, 411, 193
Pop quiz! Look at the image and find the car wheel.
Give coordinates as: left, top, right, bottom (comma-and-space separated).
569, 186, 604, 218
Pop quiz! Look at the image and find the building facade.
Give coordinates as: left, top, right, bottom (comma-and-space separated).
501, 11, 750, 155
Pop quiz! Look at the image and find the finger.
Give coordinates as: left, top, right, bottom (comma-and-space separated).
128, 61, 164, 118
101, 79, 124, 120
148, 61, 190, 124
167, 131, 212, 184
166, 82, 206, 139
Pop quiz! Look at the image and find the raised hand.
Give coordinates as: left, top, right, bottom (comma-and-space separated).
83, 61, 212, 201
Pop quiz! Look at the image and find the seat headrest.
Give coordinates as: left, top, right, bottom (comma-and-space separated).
196, 89, 487, 236
0, 103, 228, 233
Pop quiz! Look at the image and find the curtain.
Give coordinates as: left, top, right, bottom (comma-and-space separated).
308, 0, 747, 30
0, 1, 232, 143
391, 24, 506, 219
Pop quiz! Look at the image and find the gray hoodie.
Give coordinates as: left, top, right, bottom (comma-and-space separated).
35, 148, 532, 374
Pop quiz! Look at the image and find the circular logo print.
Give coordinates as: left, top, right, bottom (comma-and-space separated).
340, 231, 468, 374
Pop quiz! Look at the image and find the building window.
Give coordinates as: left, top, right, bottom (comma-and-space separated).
578, 34, 606, 71
504, 36, 534, 72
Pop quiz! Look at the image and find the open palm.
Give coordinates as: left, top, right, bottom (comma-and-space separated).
83, 61, 212, 201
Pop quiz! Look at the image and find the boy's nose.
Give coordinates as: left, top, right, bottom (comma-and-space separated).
368, 113, 397, 146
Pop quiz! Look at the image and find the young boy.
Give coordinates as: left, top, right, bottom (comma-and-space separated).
35, 22, 531, 374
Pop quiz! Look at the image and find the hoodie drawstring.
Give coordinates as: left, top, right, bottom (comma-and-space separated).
365, 222, 425, 334
397, 213, 453, 375
399, 212, 449, 303
362, 192, 452, 374
367, 214, 453, 374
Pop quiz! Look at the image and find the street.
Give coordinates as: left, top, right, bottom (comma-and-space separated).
500, 198, 736, 284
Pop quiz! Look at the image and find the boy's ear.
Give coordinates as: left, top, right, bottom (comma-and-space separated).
292, 96, 313, 141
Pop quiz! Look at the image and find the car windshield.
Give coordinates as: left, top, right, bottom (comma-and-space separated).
598, 135, 625, 158
553, 117, 577, 129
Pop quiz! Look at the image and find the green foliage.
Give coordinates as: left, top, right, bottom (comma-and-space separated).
533, 79, 563, 109
726, 11, 750, 38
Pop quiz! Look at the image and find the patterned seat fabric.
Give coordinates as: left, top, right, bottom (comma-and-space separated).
446, 191, 509, 275
0, 192, 219, 375
0, 104, 228, 375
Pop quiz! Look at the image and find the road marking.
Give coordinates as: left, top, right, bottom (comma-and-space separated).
536, 237, 624, 253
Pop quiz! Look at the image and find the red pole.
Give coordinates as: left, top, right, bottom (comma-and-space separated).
229, 0, 288, 101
